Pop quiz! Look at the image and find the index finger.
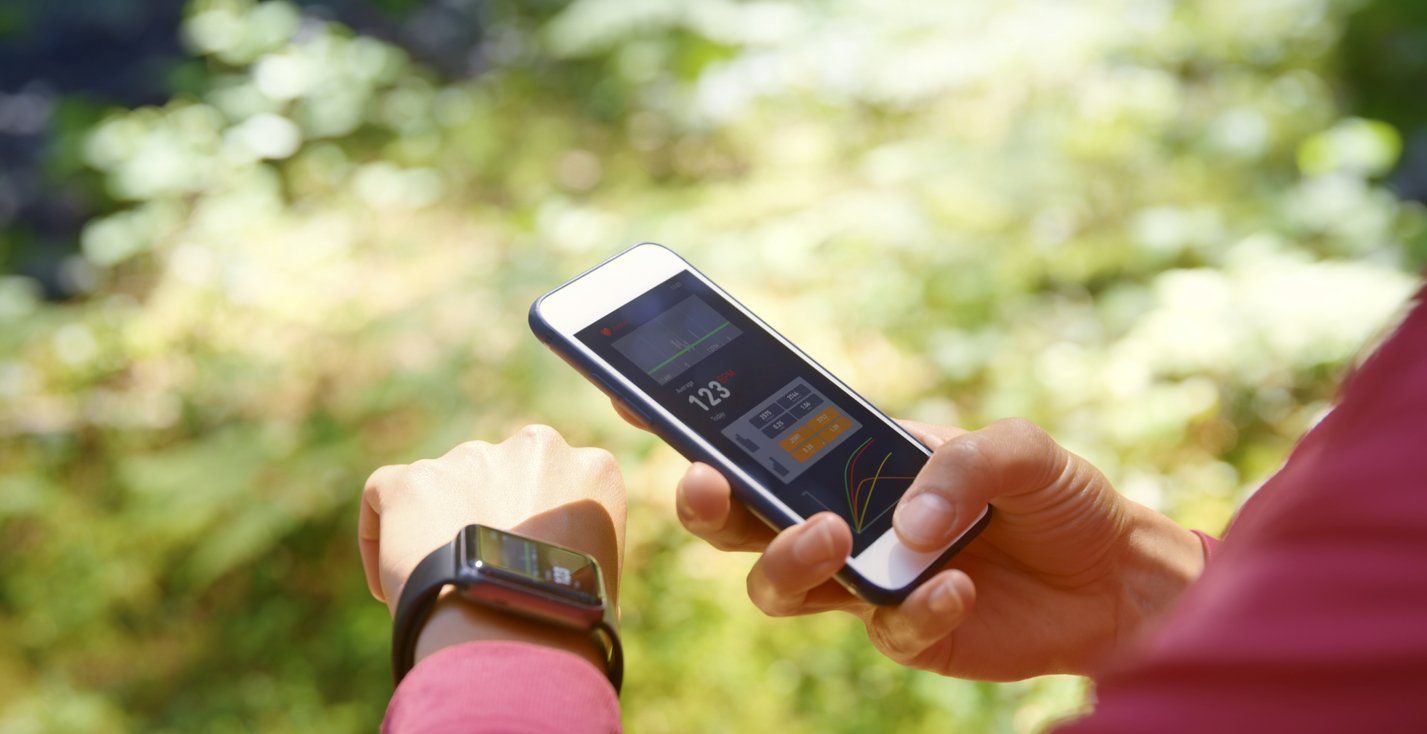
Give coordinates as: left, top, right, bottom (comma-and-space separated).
610, 398, 650, 431
677, 462, 777, 552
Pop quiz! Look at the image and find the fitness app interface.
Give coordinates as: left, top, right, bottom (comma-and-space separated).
577, 271, 929, 555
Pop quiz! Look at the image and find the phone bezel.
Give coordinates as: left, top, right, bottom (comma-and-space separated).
530, 242, 989, 603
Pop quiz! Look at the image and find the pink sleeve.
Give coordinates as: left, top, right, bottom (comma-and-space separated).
383, 641, 621, 734
1190, 529, 1219, 564
1056, 288, 1427, 733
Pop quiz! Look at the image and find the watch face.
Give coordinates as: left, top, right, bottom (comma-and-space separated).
469, 526, 602, 604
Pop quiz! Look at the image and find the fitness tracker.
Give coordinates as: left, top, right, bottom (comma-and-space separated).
391, 524, 623, 692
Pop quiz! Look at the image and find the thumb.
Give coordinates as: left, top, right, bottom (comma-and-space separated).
893, 418, 1067, 551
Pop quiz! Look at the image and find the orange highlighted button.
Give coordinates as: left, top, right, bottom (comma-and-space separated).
779, 406, 839, 451
780, 407, 854, 463
780, 427, 814, 448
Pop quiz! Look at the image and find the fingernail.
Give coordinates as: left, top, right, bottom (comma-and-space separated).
686, 462, 718, 482
929, 574, 965, 615
897, 493, 957, 547
793, 516, 838, 566
674, 493, 705, 530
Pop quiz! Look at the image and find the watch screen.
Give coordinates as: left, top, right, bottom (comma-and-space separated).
576, 271, 930, 555
471, 526, 601, 603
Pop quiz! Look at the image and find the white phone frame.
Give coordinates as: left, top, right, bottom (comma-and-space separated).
534, 243, 988, 594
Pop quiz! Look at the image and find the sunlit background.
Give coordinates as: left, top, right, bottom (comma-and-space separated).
2, 0, 1425, 731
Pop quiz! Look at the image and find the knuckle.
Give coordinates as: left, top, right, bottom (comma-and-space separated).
994, 417, 1046, 445
935, 435, 994, 485
990, 416, 1063, 485
452, 439, 491, 456
746, 573, 793, 618
685, 522, 743, 553
684, 514, 735, 550
708, 535, 745, 553
517, 423, 564, 443
690, 509, 762, 552
865, 619, 918, 663
363, 465, 408, 502
404, 458, 444, 486
578, 446, 619, 471
724, 523, 762, 552
996, 415, 1037, 433
365, 464, 400, 489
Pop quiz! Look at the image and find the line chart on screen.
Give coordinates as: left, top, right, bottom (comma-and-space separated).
841, 437, 916, 534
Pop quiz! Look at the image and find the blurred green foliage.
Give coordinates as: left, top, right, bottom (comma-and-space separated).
1, 0, 1425, 732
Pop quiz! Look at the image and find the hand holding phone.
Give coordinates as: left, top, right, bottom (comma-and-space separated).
654, 417, 1207, 681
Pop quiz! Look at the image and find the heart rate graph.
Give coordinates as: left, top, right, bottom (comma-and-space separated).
612, 296, 743, 385
841, 437, 916, 534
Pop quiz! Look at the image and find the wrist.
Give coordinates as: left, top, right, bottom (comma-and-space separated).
414, 590, 611, 675
1107, 503, 1205, 657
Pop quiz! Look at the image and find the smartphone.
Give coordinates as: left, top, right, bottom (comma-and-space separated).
529, 243, 989, 604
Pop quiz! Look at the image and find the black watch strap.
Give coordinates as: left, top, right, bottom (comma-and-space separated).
391, 536, 460, 685
592, 614, 624, 693
390, 534, 623, 694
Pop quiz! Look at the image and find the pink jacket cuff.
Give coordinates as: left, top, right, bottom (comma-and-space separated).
383, 640, 621, 734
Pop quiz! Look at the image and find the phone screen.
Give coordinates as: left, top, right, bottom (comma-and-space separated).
577, 271, 929, 555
